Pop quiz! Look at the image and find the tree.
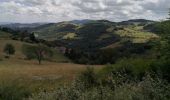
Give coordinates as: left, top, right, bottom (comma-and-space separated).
168, 8, 170, 20
150, 9, 170, 81
20, 30, 29, 41
3, 43, 15, 58
22, 44, 53, 64
35, 44, 45, 64
29, 33, 36, 42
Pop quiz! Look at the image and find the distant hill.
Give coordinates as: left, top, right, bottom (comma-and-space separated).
69, 19, 116, 25
30, 19, 157, 50
69, 19, 92, 24
0, 19, 159, 64
30, 20, 118, 50
0, 19, 158, 50
0, 22, 12, 25
119, 19, 155, 25
144, 20, 170, 35
0, 23, 46, 30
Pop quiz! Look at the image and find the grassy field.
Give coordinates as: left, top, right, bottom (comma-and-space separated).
63, 32, 77, 39
0, 39, 103, 93
0, 59, 102, 92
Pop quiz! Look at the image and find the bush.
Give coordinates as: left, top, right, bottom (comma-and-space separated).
150, 59, 170, 81
3, 43, 15, 57
29, 72, 170, 100
99, 58, 154, 81
79, 67, 98, 89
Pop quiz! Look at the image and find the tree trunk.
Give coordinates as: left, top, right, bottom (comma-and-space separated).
38, 58, 41, 64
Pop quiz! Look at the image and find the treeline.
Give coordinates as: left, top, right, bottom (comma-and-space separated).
65, 40, 154, 64
0, 26, 37, 43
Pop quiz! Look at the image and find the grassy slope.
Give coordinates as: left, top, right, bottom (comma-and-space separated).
63, 33, 77, 39
0, 39, 31, 59
102, 25, 159, 49
0, 39, 70, 62
33, 23, 78, 41
0, 30, 12, 39
115, 26, 158, 43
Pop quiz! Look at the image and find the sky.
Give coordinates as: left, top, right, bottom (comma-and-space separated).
0, 0, 169, 23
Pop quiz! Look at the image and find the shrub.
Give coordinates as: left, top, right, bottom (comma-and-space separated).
150, 59, 170, 81
99, 58, 153, 81
29, 72, 170, 100
79, 67, 98, 89
3, 43, 15, 57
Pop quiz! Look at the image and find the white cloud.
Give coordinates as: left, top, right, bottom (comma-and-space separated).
0, 0, 169, 23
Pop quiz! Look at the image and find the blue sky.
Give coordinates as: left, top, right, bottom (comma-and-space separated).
0, 0, 169, 23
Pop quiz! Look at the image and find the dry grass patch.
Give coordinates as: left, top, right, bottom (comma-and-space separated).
0, 59, 103, 92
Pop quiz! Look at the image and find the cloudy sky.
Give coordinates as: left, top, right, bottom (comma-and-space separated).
0, 0, 169, 23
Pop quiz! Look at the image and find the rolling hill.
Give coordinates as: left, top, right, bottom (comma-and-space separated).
0, 23, 47, 30
118, 19, 155, 25
0, 19, 159, 54
30, 19, 158, 50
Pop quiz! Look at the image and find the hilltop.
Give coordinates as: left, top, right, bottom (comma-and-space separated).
29, 19, 158, 49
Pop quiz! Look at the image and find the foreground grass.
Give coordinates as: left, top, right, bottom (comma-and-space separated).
0, 59, 102, 93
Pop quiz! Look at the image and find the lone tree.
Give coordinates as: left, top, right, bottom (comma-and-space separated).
35, 44, 46, 64
22, 44, 53, 64
3, 43, 15, 58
